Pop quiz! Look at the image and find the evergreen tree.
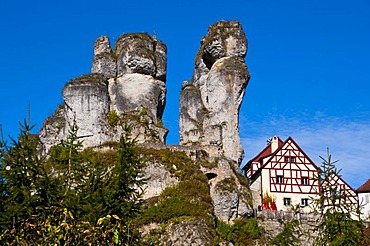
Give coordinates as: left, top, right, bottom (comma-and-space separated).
311, 148, 366, 246
103, 123, 147, 219
0, 119, 57, 229
0, 117, 147, 244
48, 118, 87, 218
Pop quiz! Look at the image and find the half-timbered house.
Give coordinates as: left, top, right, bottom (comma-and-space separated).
242, 135, 358, 213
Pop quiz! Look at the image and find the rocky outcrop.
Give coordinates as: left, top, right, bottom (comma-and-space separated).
180, 20, 250, 165
202, 157, 253, 222
40, 33, 168, 153
91, 36, 117, 78
142, 158, 179, 200
161, 219, 214, 245
39, 19, 256, 244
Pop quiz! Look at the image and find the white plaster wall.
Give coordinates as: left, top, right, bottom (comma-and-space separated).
358, 192, 370, 221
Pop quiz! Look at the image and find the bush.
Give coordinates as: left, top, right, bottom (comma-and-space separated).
216, 218, 262, 245
107, 110, 121, 127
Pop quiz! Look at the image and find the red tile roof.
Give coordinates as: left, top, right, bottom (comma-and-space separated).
249, 137, 284, 163
357, 178, 370, 193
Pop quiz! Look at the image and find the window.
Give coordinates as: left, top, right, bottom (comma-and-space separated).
284, 156, 296, 163
283, 198, 291, 206
277, 176, 284, 184
301, 177, 309, 185
301, 198, 309, 207
365, 194, 369, 204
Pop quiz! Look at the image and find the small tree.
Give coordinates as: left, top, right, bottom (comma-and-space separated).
103, 123, 147, 219
0, 119, 146, 245
0, 119, 57, 229
271, 219, 301, 246
311, 148, 366, 246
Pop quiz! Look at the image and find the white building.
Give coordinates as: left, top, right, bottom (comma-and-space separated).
242, 136, 358, 213
357, 178, 370, 223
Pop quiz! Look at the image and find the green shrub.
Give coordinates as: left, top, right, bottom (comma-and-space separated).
107, 110, 121, 127
270, 220, 301, 246
216, 218, 262, 245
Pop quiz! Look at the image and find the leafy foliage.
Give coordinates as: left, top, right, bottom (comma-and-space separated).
270, 220, 301, 246
107, 110, 121, 127
137, 148, 213, 226
215, 218, 262, 245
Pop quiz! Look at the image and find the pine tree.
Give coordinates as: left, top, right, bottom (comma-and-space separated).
0, 119, 146, 244
103, 123, 147, 219
0, 119, 56, 229
311, 148, 366, 246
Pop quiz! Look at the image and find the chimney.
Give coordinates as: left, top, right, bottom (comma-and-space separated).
271, 135, 279, 153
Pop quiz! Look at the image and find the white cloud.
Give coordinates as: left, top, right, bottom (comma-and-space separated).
240, 113, 370, 189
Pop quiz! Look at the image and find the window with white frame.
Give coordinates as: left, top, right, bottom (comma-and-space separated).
283, 198, 291, 206
301, 198, 309, 207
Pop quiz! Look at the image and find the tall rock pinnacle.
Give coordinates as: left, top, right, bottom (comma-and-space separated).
179, 20, 250, 165
39, 33, 168, 153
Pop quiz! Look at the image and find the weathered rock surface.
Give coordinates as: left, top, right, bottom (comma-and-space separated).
114, 33, 167, 82
142, 160, 179, 200
92, 36, 117, 78
161, 219, 214, 246
40, 74, 112, 152
203, 158, 253, 222
39, 20, 257, 245
40, 33, 168, 153
109, 74, 166, 123
180, 20, 250, 165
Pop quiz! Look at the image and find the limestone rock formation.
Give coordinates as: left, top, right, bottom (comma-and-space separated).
161, 219, 214, 245
202, 157, 253, 222
141, 158, 179, 200
40, 33, 168, 153
91, 36, 117, 78
180, 20, 250, 165
38, 20, 256, 244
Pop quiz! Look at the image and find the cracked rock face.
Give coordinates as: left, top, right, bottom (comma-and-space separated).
180, 20, 250, 165
114, 33, 167, 82
92, 36, 117, 78
40, 34, 168, 153
205, 158, 253, 222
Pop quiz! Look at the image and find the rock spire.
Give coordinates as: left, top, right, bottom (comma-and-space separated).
40, 33, 168, 153
179, 20, 250, 165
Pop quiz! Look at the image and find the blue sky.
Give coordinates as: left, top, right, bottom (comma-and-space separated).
1, 0, 369, 188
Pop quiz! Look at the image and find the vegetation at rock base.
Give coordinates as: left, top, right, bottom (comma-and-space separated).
107, 110, 120, 127
0, 120, 146, 245
270, 219, 301, 246
1, 118, 264, 245
214, 218, 264, 245
310, 148, 368, 246
136, 147, 214, 227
